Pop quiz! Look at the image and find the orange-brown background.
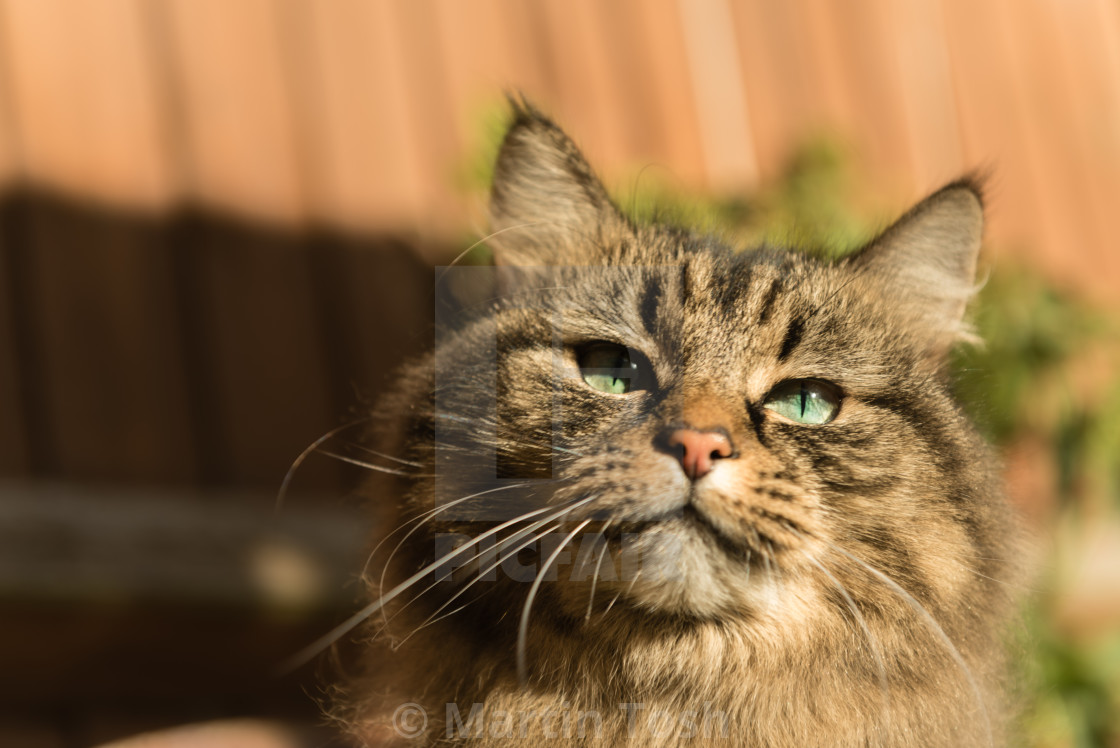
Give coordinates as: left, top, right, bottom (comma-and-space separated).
0, 1, 1118, 745
3, 1, 1119, 279
3, 0, 1120, 488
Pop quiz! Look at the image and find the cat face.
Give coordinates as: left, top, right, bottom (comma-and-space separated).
337, 104, 1018, 746
413, 104, 1001, 637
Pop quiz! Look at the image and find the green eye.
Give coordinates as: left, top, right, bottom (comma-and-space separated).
763, 380, 841, 425
578, 343, 644, 395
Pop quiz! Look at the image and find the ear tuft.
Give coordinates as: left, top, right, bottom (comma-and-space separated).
487, 98, 627, 265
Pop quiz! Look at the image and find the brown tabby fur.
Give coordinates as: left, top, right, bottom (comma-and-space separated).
334, 102, 1020, 746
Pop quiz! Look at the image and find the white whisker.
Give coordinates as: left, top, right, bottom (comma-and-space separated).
518, 519, 592, 684
316, 449, 435, 478
830, 543, 993, 748
435, 413, 473, 424
276, 419, 370, 512
585, 533, 611, 622
803, 551, 891, 731
434, 222, 544, 291
380, 495, 592, 636
603, 566, 642, 619
276, 494, 598, 674
343, 441, 424, 468
551, 445, 586, 457
371, 481, 535, 621
392, 521, 565, 649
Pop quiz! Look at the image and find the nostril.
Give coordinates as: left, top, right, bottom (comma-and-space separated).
706, 437, 733, 460
657, 427, 734, 481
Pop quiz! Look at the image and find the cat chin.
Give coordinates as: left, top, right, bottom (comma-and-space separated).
563, 520, 820, 623
606, 567, 823, 632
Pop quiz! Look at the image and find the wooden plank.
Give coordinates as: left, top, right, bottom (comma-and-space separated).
675, 0, 758, 192
1029, 0, 1120, 305
590, 0, 669, 171
1083, 0, 1120, 307
19, 197, 198, 483
301, 0, 464, 242
182, 216, 338, 490
0, 0, 172, 209
162, 0, 305, 224
0, 197, 30, 476
428, 0, 525, 240
750, 0, 952, 199
82, 0, 176, 206
491, 0, 554, 103
731, 0, 816, 183
390, 0, 465, 238
0, 481, 366, 605
632, 0, 707, 188
0, 2, 18, 187
0, 6, 27, 476
305, 233, 434, 421
535, 0, 631, 172
794, 0, 858, 136
0, 0, 191, 483
799, 0, 916, 198
989, 0, 1093, 292
433, 0, 509, 120
941, 0, 1055, 265
432, 0, 520, 141
0, 0, 76, 193
62, 0, 174, 208
296, 0, 427, 235
885, 0, 965, 191
153, 0, 340, 490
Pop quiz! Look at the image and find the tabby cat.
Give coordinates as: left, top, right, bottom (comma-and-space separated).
333, 102, 1019, 747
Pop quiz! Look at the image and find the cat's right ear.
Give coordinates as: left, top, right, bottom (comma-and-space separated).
487, 100, 630, 266
848, 179, 985, 355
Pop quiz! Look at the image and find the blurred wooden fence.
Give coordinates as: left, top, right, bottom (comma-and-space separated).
2, 2, 1120, 742
1, 0, 1119, 489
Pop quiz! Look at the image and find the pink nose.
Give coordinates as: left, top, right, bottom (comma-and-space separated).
664, 428, 733, 480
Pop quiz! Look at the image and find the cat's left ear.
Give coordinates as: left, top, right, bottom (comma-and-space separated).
487, 100, 631, 266
850, 179, 984, 353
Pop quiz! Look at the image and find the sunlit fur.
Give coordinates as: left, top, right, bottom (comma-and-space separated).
334, 102, 1021, 747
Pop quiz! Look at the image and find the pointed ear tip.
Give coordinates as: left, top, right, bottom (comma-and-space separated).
491, 100, 553, 190
500, 94, 557, 142
505, 92, 543, 119
491, 100, 570, 183
934, 176, 986, 216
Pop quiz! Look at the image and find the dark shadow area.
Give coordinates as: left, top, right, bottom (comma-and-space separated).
0, 188, 441, 746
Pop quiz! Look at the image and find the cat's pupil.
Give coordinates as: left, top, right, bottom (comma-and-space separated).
578, 343, 640, 395
763, 379, 840, 425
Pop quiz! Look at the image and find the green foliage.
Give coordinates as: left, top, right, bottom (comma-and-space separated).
953, 263, 1120, 519
729, 138, 875, 257
453, 99, 512, 197
618, 136, 875, 258
954, 267, 1105, 443
1016, 593, 1120, 748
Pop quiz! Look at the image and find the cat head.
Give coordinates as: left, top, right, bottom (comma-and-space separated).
408, 102, 1004, 637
